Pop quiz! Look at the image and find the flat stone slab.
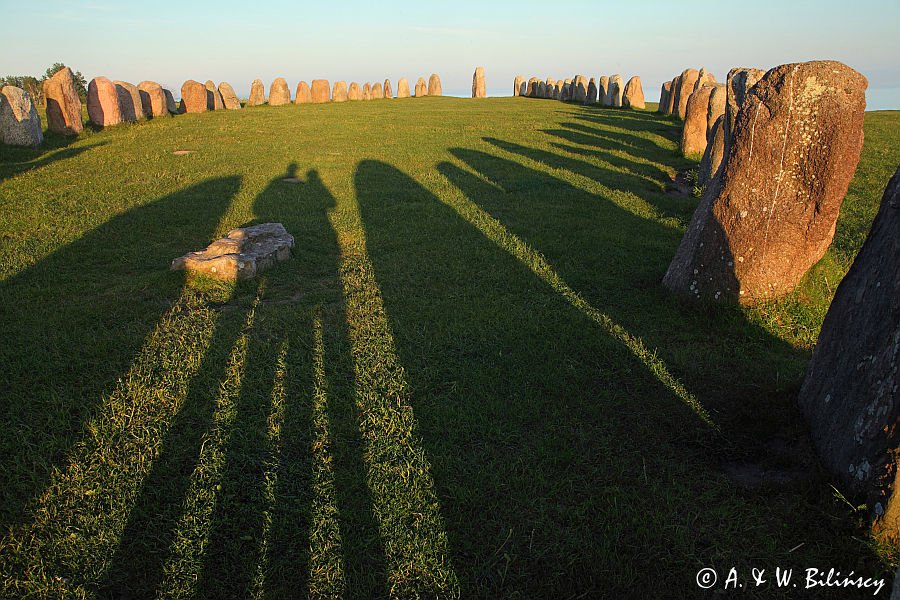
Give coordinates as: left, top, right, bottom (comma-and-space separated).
171, 223, 294, 280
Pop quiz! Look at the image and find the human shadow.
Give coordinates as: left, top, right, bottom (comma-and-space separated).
0, 176, 240, 533
354, 160, 739, 595
0, 138, 106, 181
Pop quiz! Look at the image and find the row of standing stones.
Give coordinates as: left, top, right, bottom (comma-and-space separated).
0, 67, 498, 144
513, 73, 646, 109
662, 59, 899, 542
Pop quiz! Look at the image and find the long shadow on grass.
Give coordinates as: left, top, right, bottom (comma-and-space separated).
354, 160, 732, 595
0, 136, 105, 181
0, 176, 240, 532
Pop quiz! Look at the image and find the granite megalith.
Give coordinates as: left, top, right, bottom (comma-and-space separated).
332, 81, 348, 102
180, 79, 208, 114
114, 81, 143, 122
397, 78, 411, 98
88, 76, 123, 126
248, 79, 265, 106
269, 78, 291, 106
514, 75, 525, 97
0, 86, 43, 146
472, 67, 486, 98
217, 82, 241, 110
137, 81, 168, 118
428, 73, 442, 96
311, 79, 330, 103
383, 79, 393, 99
673, 68, 700, 119
415, 77, 427, 97
205, 80, 224, 110
43, 67, 83, 134
623, 76, 645, 109
681, 84, 715, 155
295, 81, 312, 104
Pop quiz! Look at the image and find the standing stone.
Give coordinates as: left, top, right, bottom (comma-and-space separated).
539, 81, 549, 99
415, 77, 427, 97
43, 67, 83, 134
295, 81, 312, 104
725, 67, 766, 143
662, 61, 868, 303
138, 81, 168, 117
397, 78, 411, 98
249, 79, 265, 106
705, 83, 726, 139
180, 79, 209, 114
311, 79, 330, 103
332, 81, 348, 102
217, 82, 241, 110
562, 79, 573, 101
665, 76, 680, 114
798, 168, 900, 539
554, 81, 563, 100
88, 76, 123, 126
623, 76, 645, 109
599, 76, 610, 106
428, 73, 442, 96
547, 79, 558, 100
163, 89, 178, 114
514, 75, 525, 97
658, 81, 671, 113
526, 77, 539, 97
363, 83, 372, 100
205, 80, 224, 110
698, 114, 725, 187
0, 86, 43, 146
609, 74, 624, 107
371, 82, 384, 99
471, 67, 486, 98
587, 78, 598, 104
694, 68, 716, 92
114, 81, 143, 122
383, 79, 393, 99
348, 83, 362, 101
269, 78, 291, 106
673, 68, 700, 119
572, 75, 588, 103
680, 84, 715, 155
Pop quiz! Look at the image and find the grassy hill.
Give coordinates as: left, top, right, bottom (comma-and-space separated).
1, 97, 898, 597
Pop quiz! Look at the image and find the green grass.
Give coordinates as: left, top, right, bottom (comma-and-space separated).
1, 97, 898, 598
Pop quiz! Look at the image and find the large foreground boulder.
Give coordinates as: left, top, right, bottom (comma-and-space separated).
43, 67, 83, 134
180, 79, 208, 114
673, 68, 699, 119
295, 81, 312, 104
798, 168, 900, 539
623, 76, 645, 109
248, 79, 265, 106
383, 79, 393, 99
217, 82, 241, 110
428, 73, 442, 96
269, 78, 291, 106
663, 61, 867, 303
171, 223, 294, 281
514, 75, 525, 97
114, 81, 143, 122
87, 76, 123, 126
472, 67, 486, 98
415, 77, 427, 97
397, 78, 410, 98
332, 81, 348, 102
0, 86, 43, 146
137, 81, 168, 118
311, 79, 330, 103
680, 84, 715, 155
205, 80, 224, 110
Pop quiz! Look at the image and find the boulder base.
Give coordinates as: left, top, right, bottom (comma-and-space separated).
171, 223, 294, 281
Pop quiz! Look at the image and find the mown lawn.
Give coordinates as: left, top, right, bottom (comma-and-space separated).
1, 96, 898, 598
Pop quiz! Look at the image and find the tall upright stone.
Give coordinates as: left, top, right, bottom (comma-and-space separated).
514, 75, 525, 97
665, 76, 679, 114
572, 75, 588, 103
587, 78, 598, 104
348, 82, 362, 101
269, 78, 291, 106
698, 115, 726, 187
397, 78, 411, 98
415, 77, 427, 97
137, 81, 168, 117
472, 67, 486, 98
363, 83, 372, 100
428, 73, 442, 96
311, 79, 330, 103
725, 67, 766, 142
383, 79, 393, 99
162, 89, 178, 114
0, 86, 43, 146
180, 79, 209, 114
248, 79, 265, 106
798, 168, 900, 540
43, 67, 83, 134
217, 82, 241, 110
332, 81, 348, 102
371, 82, 384, 99
87, 76, 123, 126
623, 76, 645, 109
663, 61, 868, 303
114, 81, 143, 122
205, 80, 224, 110
547, 78, 558, 100
658, 81, 671, 113
673, 68, 700, 119
526, 77, 539, 97
609, 74, 624, 107
599, 76, 610, 106
694, 68, 716, 92
295, 81, 312, 104
706, 83, 726, 136
681, 84, 715, 155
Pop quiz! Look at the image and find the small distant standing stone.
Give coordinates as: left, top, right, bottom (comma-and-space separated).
218, 82, 242, 110
383, 79, 393, 99
295, 81, 312, 104
114, 81, 144, 122
599, 76, 610, 106
514, 75, 524, 97
363, 83, 372, 100
333, 81, 348, 102
673, 68, 700, 119
472, 67, 486, 98
397, 78, 411, 98
248, 79, 265, 107
205, 80, 224, 110
180, 79, 209, 114
137, 81, 169, 118
609, 74, 624, 107
428, 73, 442, 96
415, 77, 427, 97
372, 82, 384, 99
658, 81, 671, 113
665, 75, 679, 114
0, 86, 43, 146
681, 84, 715, 155
269, 78, 291, 106
572, 75, 588, 103
623, 76, 645, 109
163, 88, 178, 114
171, 223, 294, 281
348, 82, 362, 101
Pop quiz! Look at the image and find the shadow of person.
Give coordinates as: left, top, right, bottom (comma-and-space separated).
0, 176, 241, 533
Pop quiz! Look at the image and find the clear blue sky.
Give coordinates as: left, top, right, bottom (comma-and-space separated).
2, 0, 898, 109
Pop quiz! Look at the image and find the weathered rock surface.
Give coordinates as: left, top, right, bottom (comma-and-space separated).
694, 68, 716, 92
180, 79, 208, 114
428, 73, 442, 96
248, 79, 265, 106
725, 67, 766, 142
0, 86, 43, 146
348, 82, 362, 101
217, 82, 241, 110
587, 78, 598, 104
681, 84, 715, 155
707, 83, 726, 135
363, 83, 372, 100
698, 114, 725, 187
371, 82, 384, 99
205, 80, 224, 110
311, 79, 330, 103
43, 67, 83, 134
599, 76, 610, 106
658, 81, 672, 113
88, 76, 123, 126
673, 68, 699, 119
295, 81, 312, 104
663, 60, 868, 303
171, 223, 294, 281
163, 88, 178, 114
332, 81, 348, 102
397, 78, 411, 98
114, 80, 143, 122
527, 77, 539, 97
514, 75, 525, 97
472, 67, 486, 98
269, 78, 291, 106
609, 74, 624, 107
415, 77, 427, 97
572, 75, 588, 103
798, 167, 900, 538
136, 81, 167, 118
623, 76, 645, 109
383, 79, 393, 99
665, 75, 679, 114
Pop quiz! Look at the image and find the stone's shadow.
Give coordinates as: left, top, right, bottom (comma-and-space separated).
0, 138, 106, 181
568, 106, 683, 141
0, 176, 241, 532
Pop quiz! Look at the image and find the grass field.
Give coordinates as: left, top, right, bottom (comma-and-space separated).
1, 96, 898, 598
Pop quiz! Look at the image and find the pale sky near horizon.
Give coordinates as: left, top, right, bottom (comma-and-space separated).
2, 0, 899, 109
